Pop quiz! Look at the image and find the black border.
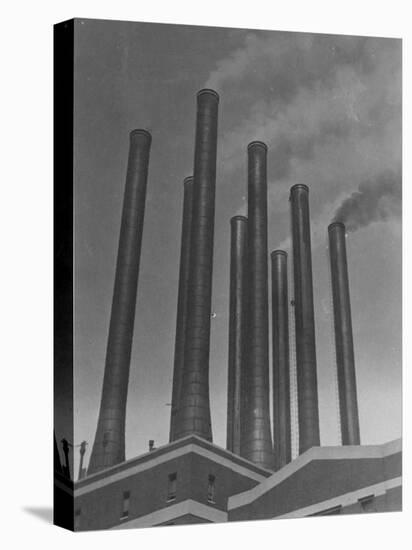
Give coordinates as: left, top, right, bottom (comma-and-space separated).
53, 18, 75, 531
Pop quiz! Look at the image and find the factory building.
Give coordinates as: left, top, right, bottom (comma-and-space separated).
55, 88, 402, 530
62, 437, 401, 530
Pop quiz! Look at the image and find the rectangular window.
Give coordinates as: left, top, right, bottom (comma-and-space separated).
359, 494, 376, 512
120, 490, 130, 520
167, 473, 177, 501
207, 474, 216, 503
74, 508, 81, 530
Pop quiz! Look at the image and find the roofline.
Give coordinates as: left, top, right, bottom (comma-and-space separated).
228, 438, 402, 510
75, 435, 273, 497
77, 435, 272, 487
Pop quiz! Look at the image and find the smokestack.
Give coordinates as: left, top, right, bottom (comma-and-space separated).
227, 215, 248, 455
241, 141, 274, 470
88, 129, 152, 474
169, 176, 194, 442
328, 222, 361, 445
290, 184, 320, 454
271, 250, 292, 469
174, 89, 219, 441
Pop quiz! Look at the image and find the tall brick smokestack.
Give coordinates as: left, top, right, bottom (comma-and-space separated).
328, 222, 361, 445
227, 215, 248, 455
271, 250, 292, 470
169, 176, 194, 442
290, 184, 320, 454
174, 89, 219, 441
88, 130, 151, 474
241, 141, 274, 470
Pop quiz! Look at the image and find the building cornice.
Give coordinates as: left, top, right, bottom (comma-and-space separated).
75, 436, 271, 497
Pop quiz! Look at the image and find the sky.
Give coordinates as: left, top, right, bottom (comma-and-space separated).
66, 19, 401, 475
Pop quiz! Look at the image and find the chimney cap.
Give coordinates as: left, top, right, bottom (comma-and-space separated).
197, 88, 220, 102
247, 140, 268, 152
271, 250, 287, 257
183, 176, 194, 185
290, 183, 309, 193
231, 215, 248, 223
328, 221, 346, 232
130, 128, 152, 141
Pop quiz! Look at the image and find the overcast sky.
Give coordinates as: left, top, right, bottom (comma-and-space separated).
67, 19, 401, 474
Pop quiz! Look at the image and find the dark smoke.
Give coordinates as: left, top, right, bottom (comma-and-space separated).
332, 170, 401, 232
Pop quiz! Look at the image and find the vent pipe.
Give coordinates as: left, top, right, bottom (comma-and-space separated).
169, 177, 194, 442
54, 432, 63, 475
88, 129, 152, 474
78, 441, 87, 481
174, 89, 219, 441
241, 141, 274, 470
227, 215, 248, 455
271, 250, 292, 469
61, 438, 71, 480
328, 222, 360, 445
290, 184, 320, 454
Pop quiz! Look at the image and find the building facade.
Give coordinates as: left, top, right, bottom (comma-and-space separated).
64, 437, 401, 530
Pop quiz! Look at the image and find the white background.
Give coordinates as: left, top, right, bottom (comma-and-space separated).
0, 1, 409, 548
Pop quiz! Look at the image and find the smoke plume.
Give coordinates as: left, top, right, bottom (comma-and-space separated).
332, 170, 401, 232
204, 31, 401, 248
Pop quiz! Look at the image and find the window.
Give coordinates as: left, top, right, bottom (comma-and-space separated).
359, 494, 376, 513
121, 491, 130, 520
207, 474, 216, 503
167, 473, 177, 501
74, 508, 81, 530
